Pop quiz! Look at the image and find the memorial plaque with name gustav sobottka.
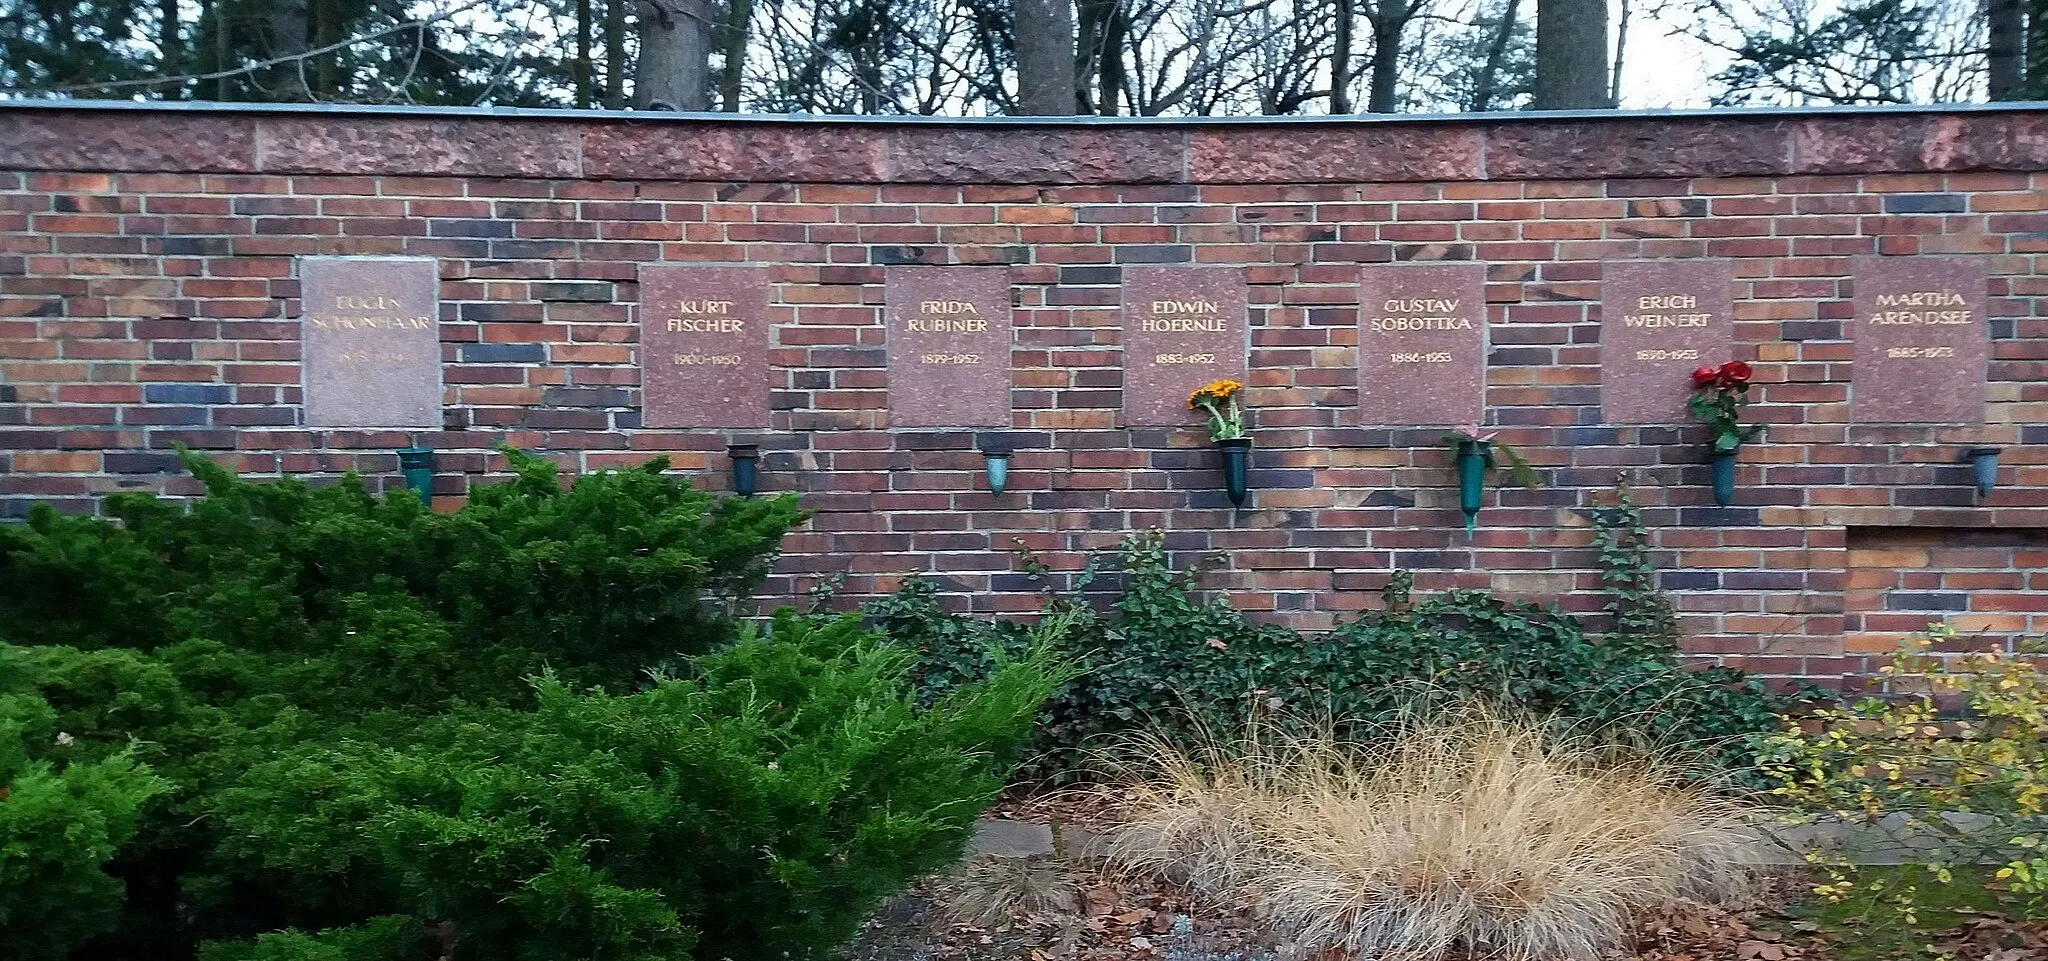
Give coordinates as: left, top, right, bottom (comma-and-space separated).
639, 265, 772, 429
1358, 263, 1486, 426
300, 256, 442, 428
886, 266, 1012, 428
1600, 260, 1735, 424
1851, 256, 1989, 424
1122, 266, 1249, 427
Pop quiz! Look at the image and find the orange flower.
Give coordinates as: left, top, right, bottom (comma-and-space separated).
1187, 379, 1243, 408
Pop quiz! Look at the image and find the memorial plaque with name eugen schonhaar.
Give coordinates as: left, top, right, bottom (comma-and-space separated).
639, 264, 773, 429
1358, 263, 1486, 426
1121, 266, 1250, 427
300, 256, 442, 428
1851, 255, 1990, 424
887, 266, 1012, 428
1601, 260, 1736, 425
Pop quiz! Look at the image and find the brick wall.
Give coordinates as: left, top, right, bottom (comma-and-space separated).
5, 102, 2048, 689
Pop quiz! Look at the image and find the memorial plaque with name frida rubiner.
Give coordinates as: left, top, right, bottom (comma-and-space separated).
1600, 260, 1736, 425
300, 256, 442, 429
1358, 263, 1486, 427
886, 266, 1012, 428
1122, 266, 1250, 427
640, 265, 773, 429
1851, 256, 1989, 425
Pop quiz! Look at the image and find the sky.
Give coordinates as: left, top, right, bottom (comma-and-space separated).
1618, 17, 1729, 108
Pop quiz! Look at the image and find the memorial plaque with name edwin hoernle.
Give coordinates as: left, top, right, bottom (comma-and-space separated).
300, 256, 442, 428
1122, 266, 1249, 427
886, 266, 1012, 428
1851, 256, 1989, 424
1600, 260, 1735, 424
639, 265, 773, 429
1358, 263, 1486, 426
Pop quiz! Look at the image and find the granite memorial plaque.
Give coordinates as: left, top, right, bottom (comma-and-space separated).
640, 265, 773, 429
1851, 256, 1989, 424
300, 256, 442, 429
1600, 260, 1736, 424
1122, 266, 1250, 427
1358, 263, 1486, 426
886, 266, 1012, 428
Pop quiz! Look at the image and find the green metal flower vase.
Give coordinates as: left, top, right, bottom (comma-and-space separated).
1218, 438, 1252, 508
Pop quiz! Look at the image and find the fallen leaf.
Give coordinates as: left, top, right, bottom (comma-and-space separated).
1737, 939, 1785, 960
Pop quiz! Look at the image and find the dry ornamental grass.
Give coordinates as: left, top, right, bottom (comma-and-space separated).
1103, 710, 1764, 961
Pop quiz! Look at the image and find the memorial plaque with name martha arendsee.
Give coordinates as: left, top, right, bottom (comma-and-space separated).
1851, 256, 1989, 424
1601, 260, 1735, 424
1122, 266, 1249, 427
300, 256, 442, 428
1358, 263, 1486, 426
639, 265, 772, 429
886, 266, 1012, 428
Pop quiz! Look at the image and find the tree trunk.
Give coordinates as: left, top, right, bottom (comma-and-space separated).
1532, 0, 1608, 108
1472, 0, 1520, 110
607, 0, 629, 107
1365, 4, 1403, 112
206, 0, 230, 99
1097, 0, 1126, 115
1331, 0, 1353, 112
576, 0, 594, 107
311, 0, 342, 99
159, 0, 182, 98
717, 0, 750, 110
271, 0, 312, 100
635, 0, 711, 110
1075, 0, 1105, 112
1990, 0, 2024, 99
1016, 0, 1077, 114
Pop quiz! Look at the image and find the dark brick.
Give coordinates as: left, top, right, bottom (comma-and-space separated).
429, 219, 516, 238
531, 281, 615, 302
1113, 245, 1193, 264
870, 245, 940, 265
460, 342, 547, 363
1660, 571, 1721, 590
1059, 266, 1122, 285
1886, 592, 1970, 612
541, 386, 630, 407
104, 452, 185, 474
143, 383, 233, 405
1883, 193, 1966, 214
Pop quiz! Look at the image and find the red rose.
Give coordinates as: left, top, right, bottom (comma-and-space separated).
1692, 366, 1719, 388
1719, 361, 1753, 385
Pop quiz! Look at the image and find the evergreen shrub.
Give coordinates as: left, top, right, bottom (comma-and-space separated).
0, 451, 1063, 961
868, 526, 1787, 781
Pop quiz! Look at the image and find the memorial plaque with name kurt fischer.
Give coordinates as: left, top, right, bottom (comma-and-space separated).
1851, 256, 1989, 424
1122, 266, 1249, 427
887, 267, 1012, 428
300, 256, 442, 429
640, 265, 773, 429
1600, 260, 1735, 424
1358, 263, 1486, 426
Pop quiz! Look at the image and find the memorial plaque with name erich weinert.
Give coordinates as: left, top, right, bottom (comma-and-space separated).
300, 256, 442, 428
1122, 266, 1249, 427
1600, 260, 1735, 424
886, 266, 1012, 428
1851, 256, 1990, 424
639, 265, 773, 429
1358, 263, 1486, 426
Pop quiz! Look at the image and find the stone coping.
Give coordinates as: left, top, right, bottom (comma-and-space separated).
6, 100, 2048, 184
